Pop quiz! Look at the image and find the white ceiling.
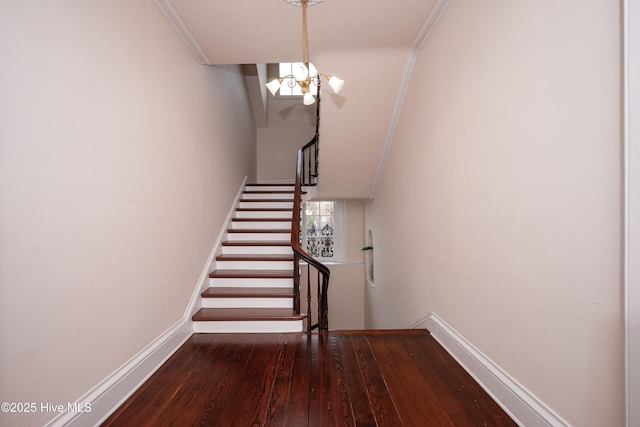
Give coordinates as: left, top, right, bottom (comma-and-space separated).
161, 0, 439, 65
158, 0, 445, 198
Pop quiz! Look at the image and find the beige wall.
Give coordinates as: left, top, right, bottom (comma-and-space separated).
257, 97, 316, 182
364, 1, 623, 426
0, 1, 255, 426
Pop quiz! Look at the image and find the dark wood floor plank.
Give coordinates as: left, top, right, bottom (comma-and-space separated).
398, 333, 468, 418
307, 334, 325, 427
350, 334, 403, 427
323, 334, 356, 426
101, 337, 202, 427
339, 335, 377, 427
156, 334, 251, 427
281, 335, 311, 427
210, 334, 286, 426
366, 333, 458, 427
415, 333, 517, 426
262, 334, 301, 426
102, 330, 515, 427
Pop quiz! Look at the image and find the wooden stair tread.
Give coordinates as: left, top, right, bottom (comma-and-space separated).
192, 308, 306, 322
201, 287, 293, 298
216, 254, 294, 261
243, 191, 295, 194
238, 198, 294, 203
209, 269, 294, 278
222, 240, 291, 246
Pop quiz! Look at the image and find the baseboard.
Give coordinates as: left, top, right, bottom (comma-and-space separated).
45, 320, 191, 427
45, 177, 249, 427
418, 313, 570, 427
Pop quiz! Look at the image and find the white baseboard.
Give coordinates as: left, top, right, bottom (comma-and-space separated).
45, 320, 191, 427
417, 313, 570, 427
45, 177, 249, 427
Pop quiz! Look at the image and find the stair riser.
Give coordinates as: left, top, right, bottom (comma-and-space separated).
215, 261, 293, 270
235, 211, 292, 219
238, 201, 293, 209
201, 298, 293, 309
210, 278, 293, 287
222, 246, 293, 255
231, 221, 292, 230
245, 185, 294, 192
242, 193, 294, 200
193, 320, 303, 333
226, 233, 290, 241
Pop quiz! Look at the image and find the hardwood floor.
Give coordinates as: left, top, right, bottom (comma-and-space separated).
103, 330, 516, 426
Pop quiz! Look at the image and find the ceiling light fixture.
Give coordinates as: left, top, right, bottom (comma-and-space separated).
266, 0, 344, 105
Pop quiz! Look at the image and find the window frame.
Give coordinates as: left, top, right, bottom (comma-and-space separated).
300, 200, 345, 263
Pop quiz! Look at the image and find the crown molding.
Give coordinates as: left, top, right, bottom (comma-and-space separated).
369, 0, 449, 200
156, 0, 211, 65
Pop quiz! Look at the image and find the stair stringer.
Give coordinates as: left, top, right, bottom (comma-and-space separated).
185, 176, 249, 322
191, 181, 306, 333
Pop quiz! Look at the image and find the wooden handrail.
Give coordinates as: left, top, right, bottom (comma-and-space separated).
291, 78, 330, 332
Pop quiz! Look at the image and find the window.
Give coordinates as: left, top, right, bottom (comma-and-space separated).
276, 62, 318, 97
300, 200, 344, 262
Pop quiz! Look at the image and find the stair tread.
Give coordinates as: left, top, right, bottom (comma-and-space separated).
192, 308, 306, 322
232, 218, 292, 222
243, 191, 295, 194
239, 198, 294, 203
222, 240, 291, 246
209, 269, 294, 278
201, 287, 293, 298
246, 183, 295, 186
236, 208, 293, 212
227, 229, 291, 233
216, 254, 294, 261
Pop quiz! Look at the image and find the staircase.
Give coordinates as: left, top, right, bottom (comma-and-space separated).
192, 183, 307, 333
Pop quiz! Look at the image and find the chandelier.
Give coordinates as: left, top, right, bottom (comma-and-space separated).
266, 0, 344, 105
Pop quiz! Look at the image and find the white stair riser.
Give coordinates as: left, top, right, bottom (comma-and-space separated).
222, 246, 293, 255
231, 221, 292, 230
201, 298, 293, 309
238, 201, 293, 209
242, 193, 293, 200
246, 186, 294, 192
215, 260, 293, 270
235, 211, 292, 219
193, 320, 303, 333
210, 277, 293, 287
226, 233, 290, 241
